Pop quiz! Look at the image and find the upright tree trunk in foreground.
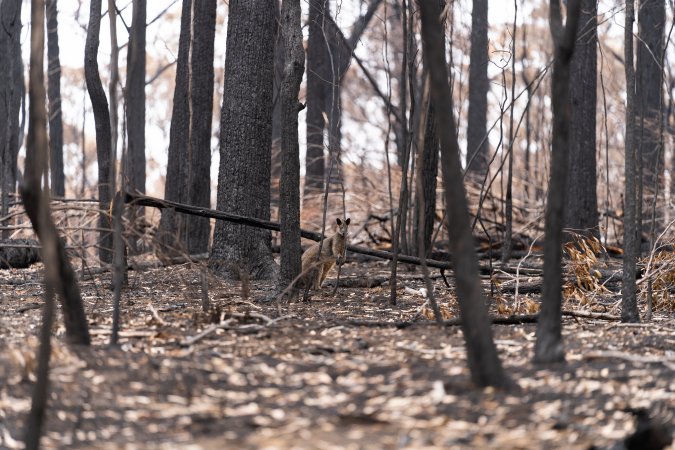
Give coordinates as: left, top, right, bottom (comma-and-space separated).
158, 0, 191, 254
186, 0, 216, 254
622, 0, 640, 323
46, 0, 64, 197
23, 0, 90, 442
278, 0, 304, 294
210, 0, 277, 280
85, 0, 113, 264
465, 0, 489, 176
22, 4, 57, 446
419, 0, 510, 388
564, 0, 599, 239
534, 0, 582, 364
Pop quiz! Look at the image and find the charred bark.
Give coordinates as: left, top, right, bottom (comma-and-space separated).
636, 0, 665, 232
210, 0, 277, 280
534, 0, 583, 364
158, 0, 192, 255
465, 0, 489, 177
622, 0, 640, 323
46, 0, 64, 197
564, 0, 599, 239
84, 0, 113, 264
125, 0, 147, 253
277, 0, 304, 294
419, 0, 510, 388
186, 0, 216, 254
0, 0, 23, 239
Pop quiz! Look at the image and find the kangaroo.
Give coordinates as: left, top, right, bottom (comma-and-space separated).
301, 218, 351, 290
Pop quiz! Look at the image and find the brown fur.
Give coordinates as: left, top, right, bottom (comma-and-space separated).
300, 218, 350, 289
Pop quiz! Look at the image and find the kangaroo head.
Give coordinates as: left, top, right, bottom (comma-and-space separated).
336, 217, 351, 236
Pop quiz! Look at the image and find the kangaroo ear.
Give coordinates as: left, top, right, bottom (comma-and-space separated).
345, 218, 351, 225
336, 218, 342, 226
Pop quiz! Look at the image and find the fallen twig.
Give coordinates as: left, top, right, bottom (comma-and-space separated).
181, 318, 237, 347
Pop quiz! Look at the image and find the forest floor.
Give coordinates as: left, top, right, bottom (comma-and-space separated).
0, 255, 674, 449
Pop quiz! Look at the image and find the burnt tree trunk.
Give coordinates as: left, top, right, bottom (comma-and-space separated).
413, 99, 438, 257
186, 0, 216, 254
22, 7, 91, 442
22, 3, 61, 445
502, 3, 517, 264
46, 0, 64, 197
622, 0, 640, 323
636, 0, 665, 232
209, 0, 277, 280
304, 0, 382, 200
125, 0, 146, 253
419, 0, 510, 388
564, 0, 599, 239
84, 0, 113, 264
534, 0, 582, 364
271, 0, 284, 211
465, 0, 489, 176
278, 0, 304, 295
158, 0, 192, 254
125, 0, 146, 197
0, 0, 23, 239
304, 0, 330, 199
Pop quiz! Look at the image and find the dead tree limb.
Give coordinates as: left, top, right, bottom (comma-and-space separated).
125, 191, 473, 272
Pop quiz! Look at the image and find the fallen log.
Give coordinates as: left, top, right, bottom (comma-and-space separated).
124, 191, 477, 273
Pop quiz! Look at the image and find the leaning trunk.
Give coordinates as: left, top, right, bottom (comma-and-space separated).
84, 0, 113, 264
419, 0, 510, 388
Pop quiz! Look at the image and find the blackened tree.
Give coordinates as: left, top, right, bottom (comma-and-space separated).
0, 0, 23, 237
46, 0, 64, 197
125, 0, 146, 253
186, 0, 216, 254
622, 0, 640, 323
277, 0, 305, 295
636, 0, 665, 232
209, 0, 277, 280
158, 0, 192, 254
419, 0, 510, 388
159, 0, 216, 255
564, 0, 599, 238
84, 0, 113, 264
413, 98, 438, 257
534, 0, 582, 364
304, 0, 331, 198
304, 0, 382, 200
465, 0, 489, 177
